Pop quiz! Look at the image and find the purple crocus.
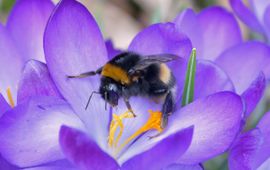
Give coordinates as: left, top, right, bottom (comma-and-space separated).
228, 111, 270, 170
0, 0, 244, 169
230, 0, 270, 42
0, 0, 59, 107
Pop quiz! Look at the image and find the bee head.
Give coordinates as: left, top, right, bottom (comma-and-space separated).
100, 77, 120, 107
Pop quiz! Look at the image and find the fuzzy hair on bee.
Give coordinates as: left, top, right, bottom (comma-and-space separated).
67, 52, 178, 128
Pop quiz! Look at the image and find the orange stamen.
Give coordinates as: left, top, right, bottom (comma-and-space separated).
108, 111, 135, 148
116, 110, 163, 154
6, 87, 15, 108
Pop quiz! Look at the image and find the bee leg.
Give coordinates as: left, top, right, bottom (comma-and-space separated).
161, 91, 174, 129
67, 71, 96, 78
149, 83, 172, 129
148, 91, 174, 140
124, 98, 136, 117
67, 67, 102, 79
85, 91, 100, 110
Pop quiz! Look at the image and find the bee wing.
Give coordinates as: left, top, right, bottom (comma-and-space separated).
128, 54, 178, 75
144, 54, 179, 63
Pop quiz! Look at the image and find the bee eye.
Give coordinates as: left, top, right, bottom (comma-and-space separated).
108, 84, 117, 92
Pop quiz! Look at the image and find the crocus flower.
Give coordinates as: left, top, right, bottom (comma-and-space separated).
228, 111, 270, 170
0, 0, 59, 107
230, 0, 270, 43
172, 6, 270, 119
0, 0, 245, 169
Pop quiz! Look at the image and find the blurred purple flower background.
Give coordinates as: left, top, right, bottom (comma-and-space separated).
0, 0, 270, 169
230, 0, 270, 43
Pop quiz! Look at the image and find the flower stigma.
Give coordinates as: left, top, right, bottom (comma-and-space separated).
108, 111, 135, 148
108, 109, 163, 157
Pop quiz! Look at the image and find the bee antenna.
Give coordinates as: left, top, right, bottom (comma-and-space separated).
85, 91, 100, 110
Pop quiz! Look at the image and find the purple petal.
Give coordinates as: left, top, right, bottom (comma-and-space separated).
230, 0, 265, 34
241, 72, 265, 119
128, 23, 192, 58
0, 154, 17, 170
22, 159, 76, 170
165, 164, 203, 170
24, 167, 74, 170
44, 0, 109, 148
264, 5, 270, 41
23, 166, 75, 170
17, 60, 62, 104
250, 0, 270, 24
106, 40, 121, 60
257, 158, 270, 170
194, 60, 234, 99
174, 92, 243, 163
6, 0, 54, 62
121, 92, 243, 164
229, 111, 270, 170
59, 125, 119, 170
0, 94, 11, 117
174, 8, 204, 57
228, 129, 263, 170
198, 6, 242, 60
0, 97, 84, 167
121, 127, 193, 170
216, 41, 270, 94
254, 111, 270, 168
0, 24, 23, 103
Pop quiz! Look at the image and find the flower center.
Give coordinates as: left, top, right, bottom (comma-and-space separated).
108, 109, 163, 157
1, 87, 15, 108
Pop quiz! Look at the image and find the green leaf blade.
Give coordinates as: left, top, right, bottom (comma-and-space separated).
181, 48, 197, 106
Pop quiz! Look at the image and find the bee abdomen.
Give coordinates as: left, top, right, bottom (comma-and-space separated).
159, 64, 172, 84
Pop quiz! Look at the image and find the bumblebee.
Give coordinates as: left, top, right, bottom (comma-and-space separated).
68, 52, 177, 128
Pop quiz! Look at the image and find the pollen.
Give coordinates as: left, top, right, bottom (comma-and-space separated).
108, 109, 163, 157
6, 87, 15, 108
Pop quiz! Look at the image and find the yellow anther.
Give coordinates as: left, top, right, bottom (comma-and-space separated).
6, 87, 15, 108
108, 111, 135, 148
116, 110, 163, 155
